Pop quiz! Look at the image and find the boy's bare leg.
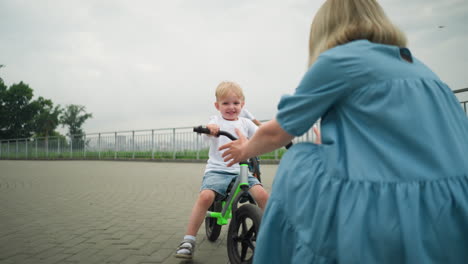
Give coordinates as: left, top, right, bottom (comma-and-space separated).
249, 185, 269, 210
176, 190, 216, 258
186, 189, 216, 236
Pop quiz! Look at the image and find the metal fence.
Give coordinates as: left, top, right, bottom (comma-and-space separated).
0, 125, 319, 162
454, 88, 468, 114
1, 87, 466, 162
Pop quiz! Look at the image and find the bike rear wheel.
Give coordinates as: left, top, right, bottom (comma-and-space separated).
227, 203, 263, 264
205, 201, 223, 241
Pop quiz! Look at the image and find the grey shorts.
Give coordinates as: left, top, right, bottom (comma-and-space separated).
200, 170, 261, 197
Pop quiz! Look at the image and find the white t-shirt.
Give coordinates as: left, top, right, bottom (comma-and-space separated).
204, 115, 258, 173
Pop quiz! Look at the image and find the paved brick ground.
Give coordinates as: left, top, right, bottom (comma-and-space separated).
0, 160, 277, 264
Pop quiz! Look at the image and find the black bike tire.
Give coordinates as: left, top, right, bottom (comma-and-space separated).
227, 203, 263, 264
205, 201, 223, 241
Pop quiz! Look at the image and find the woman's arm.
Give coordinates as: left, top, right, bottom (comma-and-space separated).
219, 119, 294, 167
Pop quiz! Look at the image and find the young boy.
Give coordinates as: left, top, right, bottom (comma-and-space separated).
175, 81, 269, 259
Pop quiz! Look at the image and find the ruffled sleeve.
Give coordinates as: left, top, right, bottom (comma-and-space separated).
276, 43, 366, 137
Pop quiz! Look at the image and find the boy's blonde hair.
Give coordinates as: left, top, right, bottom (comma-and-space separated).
215, 81, 245, 101
308, 0, 407, 66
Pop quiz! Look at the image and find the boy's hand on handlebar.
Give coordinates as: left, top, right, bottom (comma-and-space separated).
219, 128, 248, 167
206, 124, 220, 136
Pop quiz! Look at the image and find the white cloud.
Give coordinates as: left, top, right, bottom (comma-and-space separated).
0, 0, 466, 134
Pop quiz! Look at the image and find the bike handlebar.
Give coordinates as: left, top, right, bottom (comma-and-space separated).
193, 125, 248, 165
193, 125, 293, 149
193, 126, 237, 141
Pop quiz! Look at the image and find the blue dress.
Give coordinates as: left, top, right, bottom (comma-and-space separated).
254, 40, 468, 264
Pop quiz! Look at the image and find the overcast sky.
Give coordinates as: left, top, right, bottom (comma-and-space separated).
1, 0, 467, 134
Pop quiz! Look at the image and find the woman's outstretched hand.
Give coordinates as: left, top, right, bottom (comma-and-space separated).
219, 128, 248, 167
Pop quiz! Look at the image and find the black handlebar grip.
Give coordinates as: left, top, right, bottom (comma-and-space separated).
193, 126, 211, 134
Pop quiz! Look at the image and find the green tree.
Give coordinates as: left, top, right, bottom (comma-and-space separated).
0, 78, 6, 130
0, 81, 41, 139
0, 64, 4, 82
32, 97, 62, 138
0, 77, 64, 140
60, 104, 93, 136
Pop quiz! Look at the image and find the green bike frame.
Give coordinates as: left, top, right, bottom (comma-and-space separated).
206, 163, 251, 225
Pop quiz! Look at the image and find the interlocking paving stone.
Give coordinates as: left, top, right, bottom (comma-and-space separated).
0, 160, 277, 264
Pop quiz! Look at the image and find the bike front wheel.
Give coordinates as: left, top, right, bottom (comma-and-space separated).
227, 203, 263, 264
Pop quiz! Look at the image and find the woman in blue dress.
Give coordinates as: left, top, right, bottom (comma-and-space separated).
219, 0, 468, 263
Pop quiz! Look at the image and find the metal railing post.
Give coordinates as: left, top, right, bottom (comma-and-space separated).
70, 135, 73, 158
196, 135, 200, 160
151, 129, 155, 160
98, 133, 101, 159
172, 128, 176, 160
453, 88, 468, 114
114, 132, 117, 160
84, 135, 87, 158
132, 131, 135, 159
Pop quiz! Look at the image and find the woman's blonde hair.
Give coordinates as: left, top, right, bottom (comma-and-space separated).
308, 0, 407, 66
215, 81, 245, 101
